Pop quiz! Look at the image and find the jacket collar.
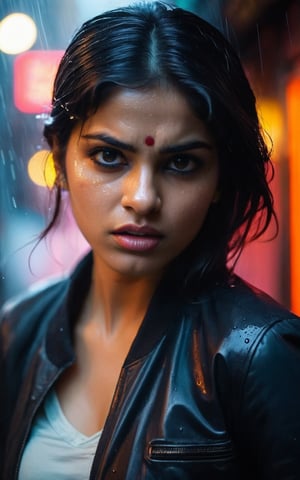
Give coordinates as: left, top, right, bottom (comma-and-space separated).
45, 252, 93, 367
45, 252, 185, 367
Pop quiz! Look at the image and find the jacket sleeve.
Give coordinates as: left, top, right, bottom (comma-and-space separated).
237, 317, 300, 479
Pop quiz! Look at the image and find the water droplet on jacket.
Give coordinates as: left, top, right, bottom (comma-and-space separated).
179, 426, 184, 432
59, 327, 64, 332
244, 338, 250, 344
112, 468, 117, 473
31, 395, 36, 401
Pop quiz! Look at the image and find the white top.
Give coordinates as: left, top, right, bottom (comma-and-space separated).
18, 389, 102, 480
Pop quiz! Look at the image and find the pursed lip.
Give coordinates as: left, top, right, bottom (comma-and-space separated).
111, 224, 164, 252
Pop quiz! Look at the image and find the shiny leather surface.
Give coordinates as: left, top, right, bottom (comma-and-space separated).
1, 253, 300, 479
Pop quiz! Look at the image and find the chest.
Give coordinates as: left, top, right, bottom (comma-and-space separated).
56, 333, 133, 436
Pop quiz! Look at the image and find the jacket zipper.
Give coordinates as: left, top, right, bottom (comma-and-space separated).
148, 443, 234, 462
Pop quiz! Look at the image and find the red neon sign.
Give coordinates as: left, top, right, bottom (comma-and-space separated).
14, 50, 64, 113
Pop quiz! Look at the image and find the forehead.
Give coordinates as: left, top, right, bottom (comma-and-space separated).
92, 86, 193, 121
77, 86, 214, 144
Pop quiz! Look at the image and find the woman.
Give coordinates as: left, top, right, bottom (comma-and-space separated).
1, 2, 299, 479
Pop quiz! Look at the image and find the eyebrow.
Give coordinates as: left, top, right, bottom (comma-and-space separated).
81, 134, 136, 152
81, 133, 213, 154
160, 141, 212, 154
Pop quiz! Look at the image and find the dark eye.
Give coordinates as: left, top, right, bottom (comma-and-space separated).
90, 147, 125, 168
166, 155, 201, 174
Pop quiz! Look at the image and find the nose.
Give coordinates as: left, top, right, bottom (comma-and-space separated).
121, 164, 161, 215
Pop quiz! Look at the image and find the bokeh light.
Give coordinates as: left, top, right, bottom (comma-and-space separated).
14, 50, 64, 113
0, 13, 37, 54
257, 98, 284, 159
27, 150, 56, 188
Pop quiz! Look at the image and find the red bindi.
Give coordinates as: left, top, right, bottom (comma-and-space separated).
144, 135, 155, 146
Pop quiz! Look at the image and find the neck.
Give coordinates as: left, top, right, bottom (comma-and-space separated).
80, 254, 163, 337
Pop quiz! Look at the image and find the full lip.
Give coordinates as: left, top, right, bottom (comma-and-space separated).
111, 224, 164, 252
112, 224, 163, 237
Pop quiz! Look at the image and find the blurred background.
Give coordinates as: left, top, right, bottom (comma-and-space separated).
1, 0, 300, 313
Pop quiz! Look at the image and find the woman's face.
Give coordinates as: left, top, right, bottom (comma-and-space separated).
64, 86, 219, 280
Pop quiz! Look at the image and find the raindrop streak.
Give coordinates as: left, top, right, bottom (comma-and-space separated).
10, 163, 16, 181
34, 2, 50, 50
285, 12, 293, 50
0, 150, 6, 166
256, 23, 264, 76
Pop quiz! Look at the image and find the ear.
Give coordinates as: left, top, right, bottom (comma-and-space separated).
52, 155, 68, 190
56, 169, 68, 190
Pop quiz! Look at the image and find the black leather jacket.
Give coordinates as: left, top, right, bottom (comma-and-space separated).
1, 253, 300, 479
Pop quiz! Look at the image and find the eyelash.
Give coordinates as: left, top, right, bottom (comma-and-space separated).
88, 147, 204, 175
89, 147, 126, 169
165, 155, 203, 175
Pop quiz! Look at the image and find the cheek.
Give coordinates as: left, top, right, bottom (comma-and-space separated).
170, 186, 215, 223
177, 206, 208, 238
66, 159, 113, 205
67, 158, 101, 187
167, 186, 216, 247
70, 183, 113, 215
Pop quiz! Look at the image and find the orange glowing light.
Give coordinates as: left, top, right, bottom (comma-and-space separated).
286, 77, 300, 314
14, 50, 64, 113
28, 150, 56, 187
257, 98, 284, 160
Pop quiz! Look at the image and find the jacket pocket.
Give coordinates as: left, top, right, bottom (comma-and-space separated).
147, 439, 235, 463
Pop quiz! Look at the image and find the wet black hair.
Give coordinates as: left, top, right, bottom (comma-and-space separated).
43, 1, 276, 285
